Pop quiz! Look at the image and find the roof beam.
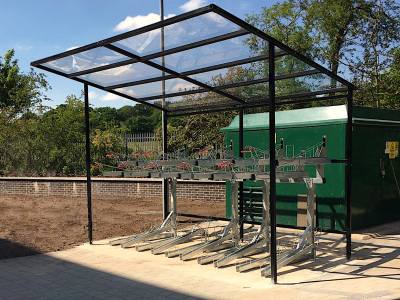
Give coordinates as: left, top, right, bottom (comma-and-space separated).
168, 102, 242, 116
181, 51, 286, 76
104, 44, 246, 104
104, 52, 286, 91
106, 75, 176, 90
276, 87, 348, 100
213, 69, 321, 91
138, 88, 208, 102
134, 69, 320, 102
169, 92, 348, 117
275, 94, 348, 106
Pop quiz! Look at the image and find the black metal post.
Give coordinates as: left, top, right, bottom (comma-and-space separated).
268, 42, 277, 284
84, 83, 93, 244
345, 88, 353, 260
239, 108, 244, 239
160, 0, 169, 220
162, 113, 169, 219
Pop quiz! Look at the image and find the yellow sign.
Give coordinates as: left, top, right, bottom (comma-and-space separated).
386, 141, 399, 159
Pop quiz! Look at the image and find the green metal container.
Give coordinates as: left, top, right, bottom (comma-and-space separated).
221, 105, 400, 230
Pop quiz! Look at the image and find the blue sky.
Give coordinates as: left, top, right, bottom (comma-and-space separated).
0, 0, 276, 109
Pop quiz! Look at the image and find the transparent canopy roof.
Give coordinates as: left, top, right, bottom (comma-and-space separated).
31, 4, 353, 115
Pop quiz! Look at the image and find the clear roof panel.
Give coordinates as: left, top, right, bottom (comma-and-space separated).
150, 35, 257, 73
114, 78, 201, 99
42, 47, 130, 75
145, 92, 239, 111
77, 62, 165, 87
275, 74, 343, 98
111, 12, 241, 57
221, 82, 269, 101
32, 5, 352, 113
275, 54, 314, 77
188, 61, 267, 87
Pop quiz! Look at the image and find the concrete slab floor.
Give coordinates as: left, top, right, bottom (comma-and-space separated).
1, 221, 400, 299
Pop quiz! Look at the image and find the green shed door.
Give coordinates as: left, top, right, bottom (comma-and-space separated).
381, 128, 400, 223
352, 126, 383, 229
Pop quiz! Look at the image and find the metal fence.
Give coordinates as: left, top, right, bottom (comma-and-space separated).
123, 132, 162, 153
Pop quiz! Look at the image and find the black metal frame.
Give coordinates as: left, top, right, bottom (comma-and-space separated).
84, 84, 93, 245
31, 4, 352, 115
31, 4, 354, 283
268, 42, 278, 284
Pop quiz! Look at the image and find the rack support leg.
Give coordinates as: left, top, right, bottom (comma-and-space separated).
305, 178, 316, 260
170, 178, 178, 236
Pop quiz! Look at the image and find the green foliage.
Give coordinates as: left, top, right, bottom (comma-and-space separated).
349, 0, 400, 107
89, 107, 122, 131
246, 0, 315, 58
0, 70, 162, 175
90, 166, 101, 176
245, 0, 327, 109
62, 166, 70, 175
0, 49, 49, 117
91, 127, 125, 165
161, 112, 237, 154
303, 0, 361, 73
301, 0, 400, 106
246, 0, 400, 108
40, 95, 87, 174
120, 104, 161, 133
379, 49, 400, 108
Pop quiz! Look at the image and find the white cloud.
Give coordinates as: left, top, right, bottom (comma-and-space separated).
88, 91, 98, 100
100, 93, 124, 101
117, 88, 136, 97
119, 88, 136, 97
179, 0, 208, 12
114, 13, 175, 32
171, 82, 197, 92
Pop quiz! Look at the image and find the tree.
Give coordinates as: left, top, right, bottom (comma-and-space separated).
349, 0, 400, 107
40, 95, 87, 174
90, 107, 122, 131
303, 0, 361, 76
379, 48, 400, 108
0, 49, 50, 175
246, 0, 400, 107
245, 0, 329, 109
303, 0, 400, 106
246, 0, 315, 58
121, 104, 161, 133
0, 49, 49, 117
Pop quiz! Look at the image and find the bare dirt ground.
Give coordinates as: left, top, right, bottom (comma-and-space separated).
0, 195, 225, 260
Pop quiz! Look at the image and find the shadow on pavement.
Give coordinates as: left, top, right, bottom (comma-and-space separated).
275, 223, 400, 285
0, 243, 206, 299
0, 238, 40, 259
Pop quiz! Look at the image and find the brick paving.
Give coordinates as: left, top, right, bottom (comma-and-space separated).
1, 222, 400, 299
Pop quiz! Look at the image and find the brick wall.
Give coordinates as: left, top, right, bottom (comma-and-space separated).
0, 177, 226, 201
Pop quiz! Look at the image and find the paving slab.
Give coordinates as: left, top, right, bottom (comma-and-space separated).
1, 221, 400, 299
